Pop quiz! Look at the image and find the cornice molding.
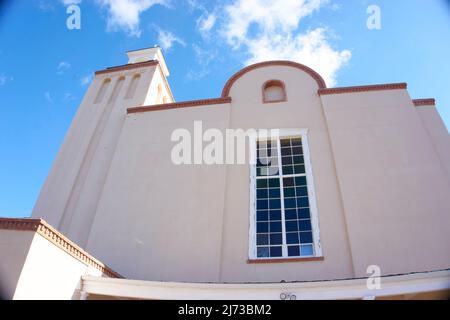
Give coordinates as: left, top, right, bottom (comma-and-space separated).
413, 98, 436, 107
318, 83, 407, 95
95, 60, 158, 75
127, 97, 232, 114
0, 218, 122, 278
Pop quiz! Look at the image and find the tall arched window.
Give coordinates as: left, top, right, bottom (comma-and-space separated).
125, 74, 141, 99
94, 78, 111, 104
262, 80, 287, 103
156, 84, 162, 104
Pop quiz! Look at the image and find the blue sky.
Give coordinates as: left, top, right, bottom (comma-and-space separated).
1, 0, 449, 218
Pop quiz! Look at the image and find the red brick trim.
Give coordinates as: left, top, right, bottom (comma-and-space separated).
262, 80, 287, 104
248, 257, 324, 264
95, 60, 158, 75
0, 218, 122, 278
222, 61, 327, 97
413, 98, 436, 107
318, 83, 407, 95
127, 97, 232, 114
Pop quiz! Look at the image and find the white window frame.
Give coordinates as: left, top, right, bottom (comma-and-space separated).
248, 128, 322, 260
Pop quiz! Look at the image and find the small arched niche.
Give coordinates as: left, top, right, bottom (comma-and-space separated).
262, 80, 287, 103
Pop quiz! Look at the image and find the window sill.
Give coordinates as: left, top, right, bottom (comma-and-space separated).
262, 99, 287, 104
247, 256, 324, 264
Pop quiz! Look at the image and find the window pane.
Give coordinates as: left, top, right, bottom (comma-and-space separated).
268, 179, 280, 188
270, 222, 282, 233
280, 139, 291, 147
298, 208, 311, 219
257, 210, 269, 221
282, 156, 292, 165
282, 166, 293, 175
294, 165, 305, 174
284, 198, 296, 209
270, 233, 283, 245
293, 155, 304, 164
257, 189, 268, 199
299, 231, 313, 244
292, 146, 303, 155
270, 246, 282, 257
257, 200, 268, 210
257, 222, 269, 233
285, 209, 297, 220
283, 187, 295, 197
291, 138, 302, 146
295, 176, 307, 186
269, 210, 282, 221
283, 177, 294, 187
300, 245, 314, 256
269, 199, 281, 209
269, 188, 281, 198
257, 179, 268, 188
286, 232, 299, 244
288, 246, 300, 257
297, 197, 309, 208
257, 247, 270, 258
296, 187, 308, 197
285, 221, 298, 232
298, 220, 312, 231
257, 234, 269, 245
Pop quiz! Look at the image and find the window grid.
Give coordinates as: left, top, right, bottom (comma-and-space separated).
255, 136, 315, 259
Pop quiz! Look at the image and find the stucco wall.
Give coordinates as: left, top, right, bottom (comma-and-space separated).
85, 103, 231, 282
32, 64, 163, 248
321, 90, 450, 277
0, 229, 103, 300
31, 60, 450, 284
0, 230, 34, 299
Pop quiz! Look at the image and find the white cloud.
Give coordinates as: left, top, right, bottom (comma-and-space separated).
220, 0, 351, 86
197, 13, 216, 36
45, 92, 53, 103
57, 61, 71, 74
157, 29, 186, 51
60, 0, 82, 5
64, 92, 76, 101
38, 1, 55, 11
80, 74, 92, 86
245, 28, 351, 86
0, 73, 12, 86
186, 44, 218, 80
97, 0, 168, 37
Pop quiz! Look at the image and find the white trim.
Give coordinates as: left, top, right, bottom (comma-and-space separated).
82, 270, 450, 300
248, 137, 257, 260
301, 133, 322, 257
247, 129, 322, 261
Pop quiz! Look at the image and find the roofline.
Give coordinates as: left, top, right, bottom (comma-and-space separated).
221, 60, 327, 97
95, 60, 158, 75
318, 83, 407, 95
0, 217, 122, 278
127, 97, 231, 114
413, 98, 436, 107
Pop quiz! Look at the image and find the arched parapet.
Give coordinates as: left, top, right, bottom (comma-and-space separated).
221, 60, 326, 98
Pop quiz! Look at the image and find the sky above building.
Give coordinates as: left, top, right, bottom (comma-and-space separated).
1, 0, 449, 217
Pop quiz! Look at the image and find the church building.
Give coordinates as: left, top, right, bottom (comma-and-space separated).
1, 47, 449, 300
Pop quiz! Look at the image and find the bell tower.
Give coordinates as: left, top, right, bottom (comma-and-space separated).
32, 46, 173, 247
